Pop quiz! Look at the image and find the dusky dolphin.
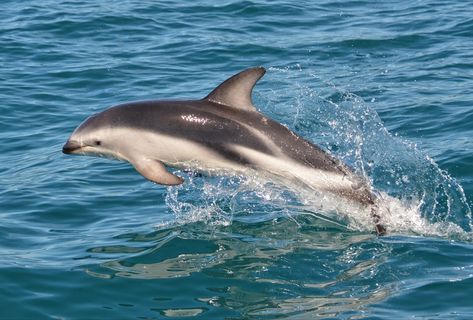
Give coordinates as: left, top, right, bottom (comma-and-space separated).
63, 67, 386, 234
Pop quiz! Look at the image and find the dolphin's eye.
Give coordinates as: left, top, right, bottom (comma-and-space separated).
94, 140, 101, 146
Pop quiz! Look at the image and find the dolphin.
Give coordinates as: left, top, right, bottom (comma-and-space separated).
63, 67, 386, 234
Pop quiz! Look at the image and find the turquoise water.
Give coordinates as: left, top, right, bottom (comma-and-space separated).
2, 0, 473, 318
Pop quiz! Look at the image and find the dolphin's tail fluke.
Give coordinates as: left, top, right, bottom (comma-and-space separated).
372, 208, 386, 235
369, 193, 386, 235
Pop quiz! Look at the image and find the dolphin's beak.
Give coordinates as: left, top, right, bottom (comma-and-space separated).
62, 140, 82, 154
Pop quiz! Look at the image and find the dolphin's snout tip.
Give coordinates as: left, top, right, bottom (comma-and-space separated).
62, 140, 81, 154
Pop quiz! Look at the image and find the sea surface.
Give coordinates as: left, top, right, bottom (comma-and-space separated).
2, 1, 473, 319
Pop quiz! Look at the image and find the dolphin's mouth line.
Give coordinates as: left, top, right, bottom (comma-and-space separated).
62, 140, 82, 154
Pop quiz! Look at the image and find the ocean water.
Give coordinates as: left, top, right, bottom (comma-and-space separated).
2, 0, 473, 318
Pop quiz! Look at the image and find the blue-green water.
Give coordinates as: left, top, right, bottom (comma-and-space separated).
2, 0, 473, 318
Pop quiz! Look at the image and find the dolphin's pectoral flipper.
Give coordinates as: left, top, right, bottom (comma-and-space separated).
129, 157, 184, 185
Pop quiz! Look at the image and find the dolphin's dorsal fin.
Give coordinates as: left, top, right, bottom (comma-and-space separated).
204, 67, 266, 112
